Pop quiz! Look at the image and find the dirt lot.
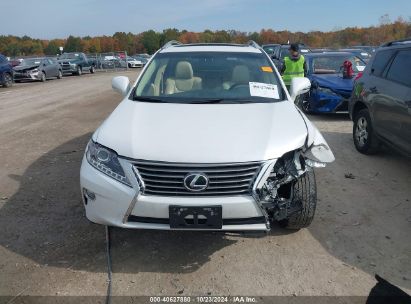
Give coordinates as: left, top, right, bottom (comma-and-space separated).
0, 70, 410, 300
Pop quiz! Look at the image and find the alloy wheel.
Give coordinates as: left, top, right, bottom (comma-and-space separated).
355, 117, 368, 147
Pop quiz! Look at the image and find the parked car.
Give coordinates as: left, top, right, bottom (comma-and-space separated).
133, 56, 148, 66
58, 52, 95, 75
270, 43, 311, 70
349, 39, 411, 156
350, 45, 376, 54
80, 41, 335, 232
262, 44, 280, 56
8, 59, 22, 67
300, 52, 366, 113
0, 54, 13, 88
100, 58, 115, 69
13, 57, 62, 82
126, 56, 143, 68
339, 48, 372, 63
310, 48, 333, 53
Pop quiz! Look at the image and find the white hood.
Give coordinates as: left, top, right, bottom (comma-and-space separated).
94, 99, 308, 163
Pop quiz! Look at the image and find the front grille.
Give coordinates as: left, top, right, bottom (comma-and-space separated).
133, 160, 263, 196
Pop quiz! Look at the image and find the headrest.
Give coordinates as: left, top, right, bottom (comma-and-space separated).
175, 61, 193, 80
232, 65, 250, 84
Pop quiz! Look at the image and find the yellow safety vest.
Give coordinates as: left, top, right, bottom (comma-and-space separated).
282, 55, 305, 86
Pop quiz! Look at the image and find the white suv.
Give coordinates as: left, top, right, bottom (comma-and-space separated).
80, 41, 335, 231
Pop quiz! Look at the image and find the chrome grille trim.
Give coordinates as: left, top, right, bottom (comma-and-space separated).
132, 160, 264, 196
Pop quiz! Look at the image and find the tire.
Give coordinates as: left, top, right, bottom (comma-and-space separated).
40, 72, 46, 82
76, 66, 82, 76
3, 73, 13, 88
279, 169, 317, 230
57, 70, 62, 79
90, 66, 95, 74
353, 109, 380, 154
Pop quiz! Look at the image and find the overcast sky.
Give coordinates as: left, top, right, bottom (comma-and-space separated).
0, 0, 409, 39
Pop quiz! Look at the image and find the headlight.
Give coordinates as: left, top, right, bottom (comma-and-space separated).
70, 63, 77, 67
86, 140, 131, 186
303, 143, 334, 167
30, 69, 39, 74
317, 86, 338, 96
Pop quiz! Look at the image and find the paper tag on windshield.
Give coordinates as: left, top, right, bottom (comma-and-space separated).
249, 82, 279, 99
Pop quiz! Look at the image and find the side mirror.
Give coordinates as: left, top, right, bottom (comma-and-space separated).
112, 76, 130, 96
289, 77, 311, 102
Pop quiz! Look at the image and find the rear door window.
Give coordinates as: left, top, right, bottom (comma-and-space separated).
385, 50, 411, 87
370, 50, 395, 77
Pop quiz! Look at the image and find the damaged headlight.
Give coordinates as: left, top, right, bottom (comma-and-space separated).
316, 86, 339, 96
86, 140, 131, 187
30, 69, 39, 74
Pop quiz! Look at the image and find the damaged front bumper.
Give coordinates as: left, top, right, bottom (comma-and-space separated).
13, 71, 41, 81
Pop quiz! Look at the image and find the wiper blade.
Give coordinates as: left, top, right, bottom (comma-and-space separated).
134, 96, 168, 103
187, 99, 224, 104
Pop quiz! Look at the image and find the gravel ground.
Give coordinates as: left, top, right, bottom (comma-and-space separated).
0, 70, 410, 300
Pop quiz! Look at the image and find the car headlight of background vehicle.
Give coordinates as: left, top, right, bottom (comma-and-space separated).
86, 140, 131, 186
30, 69, 39, 74
70, 63, 77, 67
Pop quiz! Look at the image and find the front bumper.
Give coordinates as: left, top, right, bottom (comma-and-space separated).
61, 65, 77, 74
128, 63, 143, 68
80, 157, 269, 231
13, 71, 41, 81
309, 91, 349, 113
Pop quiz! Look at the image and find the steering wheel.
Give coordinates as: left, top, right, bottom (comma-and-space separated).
229, 83, 249, 90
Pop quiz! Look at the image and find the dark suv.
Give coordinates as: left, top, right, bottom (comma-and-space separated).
349, 39, 411, 156
0, 54, 13, 88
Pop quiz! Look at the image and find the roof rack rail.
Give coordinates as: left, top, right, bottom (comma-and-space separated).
247, 40, 261, 49
161, 40, 182, 49
381, 38, 411, 47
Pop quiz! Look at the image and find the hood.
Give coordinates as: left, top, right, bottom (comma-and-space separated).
94, 100, 308, 163
310, 74, 353, 93
58, 58, 79, 63
13, 64, 39, 71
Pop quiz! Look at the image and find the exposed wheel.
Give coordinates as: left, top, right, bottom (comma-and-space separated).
76, 66, 82, 76
90, 66, 95, 74
3, 73, 13, 87
40, 72, 46, 82
279, 168, 317, 230
57, 70, 62, 79
353, 109, 380, 154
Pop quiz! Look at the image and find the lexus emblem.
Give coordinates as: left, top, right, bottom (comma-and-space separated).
183, 173, 209, 192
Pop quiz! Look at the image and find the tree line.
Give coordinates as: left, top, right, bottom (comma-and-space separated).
1, 15, 409, 57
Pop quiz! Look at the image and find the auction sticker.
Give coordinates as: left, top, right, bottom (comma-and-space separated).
249, 82, 279, 99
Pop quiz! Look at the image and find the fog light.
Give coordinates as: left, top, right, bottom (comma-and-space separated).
83, 188, 96, 200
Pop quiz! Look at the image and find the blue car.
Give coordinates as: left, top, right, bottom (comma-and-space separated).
0, 54, 13, 88
300, 52, 366, 113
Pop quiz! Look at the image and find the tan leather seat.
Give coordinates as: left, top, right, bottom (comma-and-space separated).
223, 65, 250, 89
165, 61, 202, 94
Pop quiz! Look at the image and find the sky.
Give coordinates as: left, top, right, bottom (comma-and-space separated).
0, 0, 410, 39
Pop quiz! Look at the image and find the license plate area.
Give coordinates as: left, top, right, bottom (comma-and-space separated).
169, 205, 222, 229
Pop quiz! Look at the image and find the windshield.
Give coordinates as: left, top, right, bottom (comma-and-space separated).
133, 51, 284, 103
310, 55, 365, 74
21, 58, 42, 66
59, 53, 80, 59
263, 46, 276, 54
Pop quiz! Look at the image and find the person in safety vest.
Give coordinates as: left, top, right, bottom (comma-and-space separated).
280, 43, 307, 91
